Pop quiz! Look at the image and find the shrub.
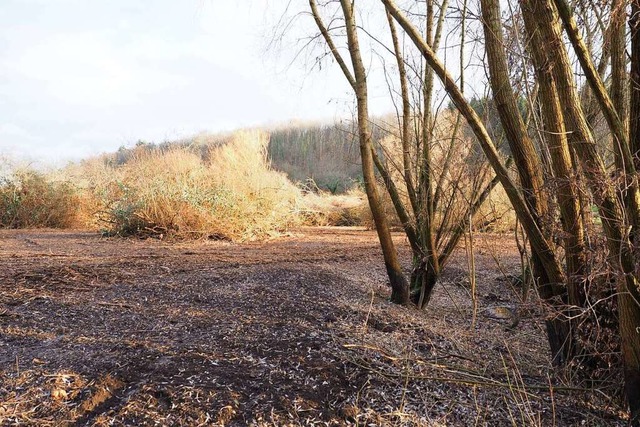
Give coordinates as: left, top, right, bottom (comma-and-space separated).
0, 170, 80, 228
298, 188, 367, 226
0, 129, 373, 236
82, 131, 304, 240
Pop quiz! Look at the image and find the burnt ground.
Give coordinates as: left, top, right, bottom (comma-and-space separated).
0, 227, 629, 426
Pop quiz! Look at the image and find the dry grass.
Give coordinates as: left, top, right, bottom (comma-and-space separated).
1, 131, 371, 240
0, 120, 515, 239
475, 185, 516, 233
0, 169, 81, 229
67, 131, 306, 240
298, 188, 367, 226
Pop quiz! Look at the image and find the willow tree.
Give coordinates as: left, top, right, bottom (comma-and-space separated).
309, 0, 409, 304
309, 0, 502, 309
480, 0, 581, 365
307, 0, 640, 420
381, 0, 640, 420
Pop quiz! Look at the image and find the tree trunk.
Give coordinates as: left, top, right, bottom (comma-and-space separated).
626, 3, 640, 423
411, 260, 439, 307
383, 0, 566, 290
386, 10, 418, 216
620, 284, 640, 425
553, 0, 640, 234
519, 0, 588, 364
611, 0, 628, 134
631, 0, 640, 171
340, 0, 409, 305
480, 0, 562, 350
534, 0, 640, 418
480, 0, 547, 222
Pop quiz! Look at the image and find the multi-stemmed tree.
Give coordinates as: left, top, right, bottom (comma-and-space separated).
308, 0, 640, 421
310, 0, 501, 310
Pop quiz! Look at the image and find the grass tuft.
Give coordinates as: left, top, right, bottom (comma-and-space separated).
74, 131, 308, 240
0, 170, 81, 229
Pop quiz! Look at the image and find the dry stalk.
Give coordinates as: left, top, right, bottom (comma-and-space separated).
465, 211, 478, 329
344, 347, 593, 394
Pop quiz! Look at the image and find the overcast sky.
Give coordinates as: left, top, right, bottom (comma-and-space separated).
0, 0, 366, 164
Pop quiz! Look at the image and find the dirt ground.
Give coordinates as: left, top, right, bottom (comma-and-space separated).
0, 227, 629, 426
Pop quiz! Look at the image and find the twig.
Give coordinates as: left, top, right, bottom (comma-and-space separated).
96, 301, 134, 309
465, 210, 478, 329
343, 343, 474, 363
346, 355, 595, 393
361, 288, 375, 337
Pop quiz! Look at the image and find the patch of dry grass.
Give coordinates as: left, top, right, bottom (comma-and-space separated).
0, 130, 371, 238
71, 131, 306, 240
298, 188, 367, 226
0, 169, 81, 229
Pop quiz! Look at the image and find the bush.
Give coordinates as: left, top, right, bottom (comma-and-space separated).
298, 188, 367, 226
0, 130, 371, 237
0, 170, 80, 228
84, 131, 304, 240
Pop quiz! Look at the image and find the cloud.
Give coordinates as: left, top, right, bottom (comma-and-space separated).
0, 0, 361, 164
4, 31, 189, 107
0, 123, 38, 140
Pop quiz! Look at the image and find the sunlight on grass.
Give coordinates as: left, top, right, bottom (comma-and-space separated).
0, 130, 368, 240
75, 130, 306, 240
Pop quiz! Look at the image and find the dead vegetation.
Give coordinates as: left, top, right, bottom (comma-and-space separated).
0, 228, 628, 426
1, 123, 517, 243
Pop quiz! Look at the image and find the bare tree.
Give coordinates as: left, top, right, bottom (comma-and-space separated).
309, 0, 500, 309
309, 0, 409, 304
306, 0, 640, 420
383, 0, 640, 419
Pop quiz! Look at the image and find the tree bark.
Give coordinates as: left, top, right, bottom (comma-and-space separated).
484, 0, 585, 365
382, 0, 566, 290
480, 0, 547, 221
626, 3, 640, 423
631, 0, 640, 171
530, 0, 640, 418
386, 10, 418, 216
340, 0, 409, 305
309, 0, 409, 305
553, 0, 640, 235
478, 0, 554, 310
611, 0, 629, 134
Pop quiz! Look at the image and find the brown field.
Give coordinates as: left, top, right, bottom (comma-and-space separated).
0, 228, 628, 426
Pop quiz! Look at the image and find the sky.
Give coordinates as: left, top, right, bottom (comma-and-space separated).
0, 0, 363, 164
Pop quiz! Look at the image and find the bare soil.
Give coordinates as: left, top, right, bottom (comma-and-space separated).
0, 227, 628, 426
